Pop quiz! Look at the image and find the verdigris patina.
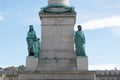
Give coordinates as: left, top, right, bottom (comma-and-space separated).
40, 3, 75, 13
26, 25, 40, 57
75, 25, 86, 56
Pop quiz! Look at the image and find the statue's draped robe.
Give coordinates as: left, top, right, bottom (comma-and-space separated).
75, 31, 85, 56
27, 30, 38, 57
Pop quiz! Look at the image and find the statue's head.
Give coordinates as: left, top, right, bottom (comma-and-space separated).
29, 25, 34, 31
78, 25, 82, 31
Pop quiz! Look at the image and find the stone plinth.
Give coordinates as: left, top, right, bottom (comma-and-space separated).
18, 71, 96, 80
26, 56, 38, 71
76, 56, 88, 71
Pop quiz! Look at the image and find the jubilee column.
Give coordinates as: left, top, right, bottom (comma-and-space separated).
18, 0, 96, 80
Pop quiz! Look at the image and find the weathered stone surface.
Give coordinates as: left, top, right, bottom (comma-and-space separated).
26, 56, 38, 71
37, 58, 76, 71
18, 71, 96, 80
76, 56, 88, 71
39, 13, 76, 56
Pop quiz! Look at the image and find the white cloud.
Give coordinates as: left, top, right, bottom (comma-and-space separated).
78, 15, 120, 30
0, 15, 4, 21
89, 64, 120, 70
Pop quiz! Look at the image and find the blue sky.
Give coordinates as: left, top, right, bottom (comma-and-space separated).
0, 0, 120, 70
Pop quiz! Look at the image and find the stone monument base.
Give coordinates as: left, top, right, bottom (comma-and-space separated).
26, 56, 38, 71
76, 56, 88, 71
18, 71, 96, 80
37, 58, 76, 71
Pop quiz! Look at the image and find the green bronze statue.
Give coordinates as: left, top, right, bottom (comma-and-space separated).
26, 25, 40, 57
75, 25, 86, 56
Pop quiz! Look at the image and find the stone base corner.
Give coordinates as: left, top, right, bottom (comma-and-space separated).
26, 56, 38, 71
76, 56, 88, 71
